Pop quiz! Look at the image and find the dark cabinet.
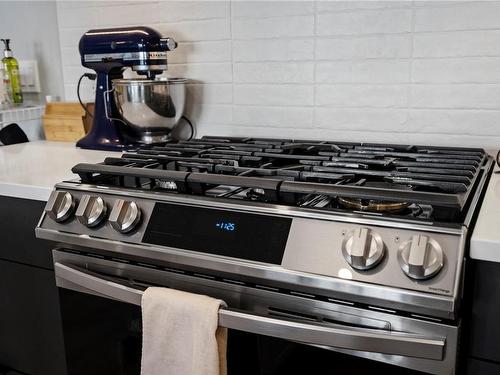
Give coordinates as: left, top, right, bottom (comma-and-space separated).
0, 260, 66, 375
0, 196, 66, 375
466, 260, 500, 374
0, 196, 53, 269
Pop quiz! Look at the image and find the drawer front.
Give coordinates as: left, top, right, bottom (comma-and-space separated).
0, 260, 66, 375
0, 196, 53, 268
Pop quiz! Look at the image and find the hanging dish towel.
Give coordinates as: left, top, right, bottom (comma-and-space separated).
141, 287, 227, 375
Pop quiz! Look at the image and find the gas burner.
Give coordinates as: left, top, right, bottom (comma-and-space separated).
337, 197, 410, 213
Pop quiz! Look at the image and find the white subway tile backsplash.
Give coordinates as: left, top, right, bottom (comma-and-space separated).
413, 30, 500, 57
55, 0, 500, 147
233, 105, 314, 128
315, 35, 411, 60
407, 109, 500, 136
316, 60, 410, 83
233, 39, 314, 62
156, 18, 231, 42
168, 41, 232, 64
185, 104, 233, 125
232, 1, 314, 18
316, 8, 411, 36
412, 57, 500, 83
234, 62, 314, 84
232, 15, 314, 39
60, 47, 82, 68
234, 84, 314, 106
415, 2, 500, 32
158, 1, 230, 22
317, 1, 412, 13
166, 63, 232, 83
186, 83, 233, 104
411, 84, 500, 110
95, 3, 160, 26
315, 108, 409, 132
316, 84, 408, 108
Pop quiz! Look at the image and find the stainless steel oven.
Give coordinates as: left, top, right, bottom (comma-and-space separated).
53, 249, 456, 375
37, 136, 493, 375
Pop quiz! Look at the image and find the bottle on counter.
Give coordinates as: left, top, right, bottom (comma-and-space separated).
0, 62, 11, 109
1, 39, 23, 104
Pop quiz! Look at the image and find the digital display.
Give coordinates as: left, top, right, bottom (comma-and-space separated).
143, 203, 292, 264
215, 222, 236, 232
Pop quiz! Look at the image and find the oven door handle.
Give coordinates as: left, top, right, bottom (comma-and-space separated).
54, 262, 445, 361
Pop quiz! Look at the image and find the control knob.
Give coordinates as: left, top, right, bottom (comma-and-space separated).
75, 195, 107, 228
45, 191, 76, 223
398, 235, 444, 280
109, 199, 141, 233
342, 227, 385, 270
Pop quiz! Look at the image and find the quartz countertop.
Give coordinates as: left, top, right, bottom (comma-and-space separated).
471, 158, 500, 263
0, 141, 118, 201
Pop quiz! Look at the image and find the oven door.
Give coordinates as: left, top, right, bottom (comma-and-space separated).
53, 249, 457, 375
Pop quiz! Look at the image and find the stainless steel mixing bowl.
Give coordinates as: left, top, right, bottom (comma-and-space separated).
112, 78, 187, 143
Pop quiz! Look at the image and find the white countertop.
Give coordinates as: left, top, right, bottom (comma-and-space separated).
0, 141, 118, 201
471, 158, 500, 262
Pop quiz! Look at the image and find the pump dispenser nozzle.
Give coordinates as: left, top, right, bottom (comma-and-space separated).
1, 39, 13, 58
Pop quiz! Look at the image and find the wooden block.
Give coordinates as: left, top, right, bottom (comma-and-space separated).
42, 102, 90, 142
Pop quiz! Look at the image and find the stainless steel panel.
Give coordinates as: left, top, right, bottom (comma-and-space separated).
53, 250, 458, 374
283, 218, 461, 297
36, 187, 463, 318
38, 227, 456, 319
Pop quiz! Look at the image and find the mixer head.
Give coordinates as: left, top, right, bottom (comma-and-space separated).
79, 26, 177, 76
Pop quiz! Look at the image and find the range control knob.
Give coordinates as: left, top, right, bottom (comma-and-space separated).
45, 191, 76, 223
75, 195, 107, 228
342, 227, 385, 270
109, 199, 141, 234
398, 235, 444, 280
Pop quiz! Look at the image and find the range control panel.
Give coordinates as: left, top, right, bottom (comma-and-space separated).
283, 219, 462, 296
41, 189, 463, 297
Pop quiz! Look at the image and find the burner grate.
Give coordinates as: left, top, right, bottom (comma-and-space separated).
71, 136, 490, 223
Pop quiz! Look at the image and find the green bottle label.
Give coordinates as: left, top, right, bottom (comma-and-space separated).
3, 57, 23, 104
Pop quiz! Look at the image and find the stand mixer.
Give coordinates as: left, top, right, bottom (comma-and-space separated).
77, 26, 184, 150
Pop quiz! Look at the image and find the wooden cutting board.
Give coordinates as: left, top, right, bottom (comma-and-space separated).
43, 102, 92, 142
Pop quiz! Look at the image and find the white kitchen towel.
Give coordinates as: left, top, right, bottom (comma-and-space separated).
141, 287, 228, 375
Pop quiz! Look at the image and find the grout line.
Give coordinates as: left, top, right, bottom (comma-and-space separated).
229, 0, 234, 113
312, 0, 317, 129
407, 0, 417, 114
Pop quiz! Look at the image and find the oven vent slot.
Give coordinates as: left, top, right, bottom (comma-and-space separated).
289, 291, 316, 299
268, 307, 318, 322
368, 306, 396, 314
255, 284, 280, 292
410, 314, 443, 323
327, 298, 354, 306
222, 278, 246, 286
161, 267, 186, 275
193, 273, 216, 280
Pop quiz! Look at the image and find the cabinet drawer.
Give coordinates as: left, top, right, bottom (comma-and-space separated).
0, 196, 53, 269
0, 260, 66, 375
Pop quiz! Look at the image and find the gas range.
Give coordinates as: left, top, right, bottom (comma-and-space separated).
36, 136, 494, 374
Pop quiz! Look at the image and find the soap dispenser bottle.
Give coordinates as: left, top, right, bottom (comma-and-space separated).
1, 39, 23, 104
0, 63, 11, 109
